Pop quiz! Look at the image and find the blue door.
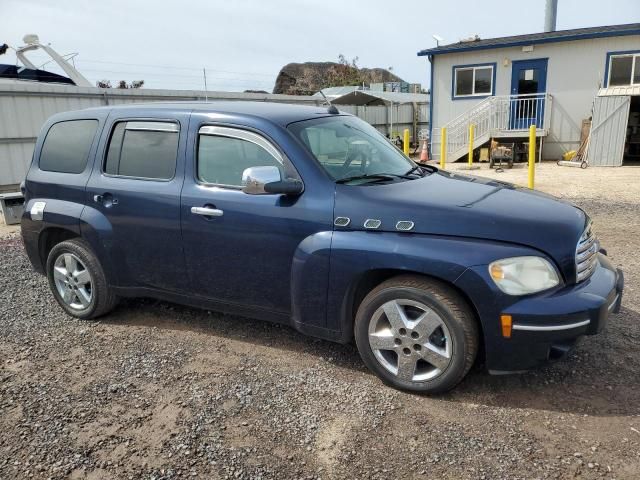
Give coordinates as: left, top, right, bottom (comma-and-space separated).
509, 58, 548, 130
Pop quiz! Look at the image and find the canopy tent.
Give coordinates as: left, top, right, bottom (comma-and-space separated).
312, 86, 363, 101
330, 90, 429, 106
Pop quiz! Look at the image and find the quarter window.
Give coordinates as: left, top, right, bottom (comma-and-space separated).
454, 65, 494, 98
39, 120, 98, 173
608, 53, 640, 86
104, 121, 179, 180
197, 127, 285, 187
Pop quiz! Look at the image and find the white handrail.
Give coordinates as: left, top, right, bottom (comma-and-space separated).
434, 93, 550, 161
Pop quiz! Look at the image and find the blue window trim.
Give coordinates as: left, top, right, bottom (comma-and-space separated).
417, 27, 640, 57
451, 62, 497, 100
603, 49, 640, 87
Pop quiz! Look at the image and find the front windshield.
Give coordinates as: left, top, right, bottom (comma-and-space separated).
288, 116, 417, 183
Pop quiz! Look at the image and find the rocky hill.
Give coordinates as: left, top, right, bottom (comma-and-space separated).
273, 62, 404, 95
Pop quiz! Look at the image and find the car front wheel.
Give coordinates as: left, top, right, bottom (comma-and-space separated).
46, 239, 118, 319
354, 275, 479, 393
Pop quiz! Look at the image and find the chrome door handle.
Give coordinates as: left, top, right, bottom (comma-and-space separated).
94, 193, 118, 207
191, 206, 224, 217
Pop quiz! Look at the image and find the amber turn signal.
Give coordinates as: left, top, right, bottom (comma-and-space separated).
490, 263, 505, 280
501, 314, 512, 338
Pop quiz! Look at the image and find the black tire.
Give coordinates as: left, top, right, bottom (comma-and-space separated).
46, 238, 118, 319
354, 275, 479, 393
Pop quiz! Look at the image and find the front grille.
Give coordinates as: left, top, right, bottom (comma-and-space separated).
576, 223, 598, 282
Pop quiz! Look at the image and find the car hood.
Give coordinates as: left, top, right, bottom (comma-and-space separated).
333, 170, 587, 279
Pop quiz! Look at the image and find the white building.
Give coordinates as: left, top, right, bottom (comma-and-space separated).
419, 23, 640, 166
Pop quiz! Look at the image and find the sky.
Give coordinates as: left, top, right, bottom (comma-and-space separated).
1, 0, 639, 92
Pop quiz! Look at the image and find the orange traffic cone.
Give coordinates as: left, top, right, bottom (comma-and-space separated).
420, 140, 430, 163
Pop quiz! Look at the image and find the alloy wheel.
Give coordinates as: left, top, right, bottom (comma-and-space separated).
367, 299, 452, 382
52, 253, 93, 310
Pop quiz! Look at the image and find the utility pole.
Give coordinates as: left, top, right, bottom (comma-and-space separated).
203, 68, 208, 101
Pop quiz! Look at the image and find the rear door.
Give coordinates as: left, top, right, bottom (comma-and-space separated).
84, 110, 189, 292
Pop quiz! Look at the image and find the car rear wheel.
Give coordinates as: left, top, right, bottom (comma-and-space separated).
354, 275, 479, 393
46, 239, 118, 319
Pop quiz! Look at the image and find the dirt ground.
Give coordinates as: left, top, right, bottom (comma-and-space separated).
0, 223, 20, 238
1, 162, 639, 479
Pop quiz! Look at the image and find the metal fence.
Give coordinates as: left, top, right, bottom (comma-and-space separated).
0, 83, 428, 189
0, 84, 321, 189
336, 104, 429, 141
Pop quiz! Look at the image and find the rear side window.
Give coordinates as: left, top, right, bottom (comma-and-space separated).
104, 121, 179, 180
39, 120, 98, 173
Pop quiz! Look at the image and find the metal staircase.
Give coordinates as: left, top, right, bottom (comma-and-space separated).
432, 93, 551, 162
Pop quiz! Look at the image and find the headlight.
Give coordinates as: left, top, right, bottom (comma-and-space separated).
488, 256, 560, 295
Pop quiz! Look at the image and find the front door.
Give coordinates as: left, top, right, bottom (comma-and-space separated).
180, 121, 333, 320
510, 58, 548, 129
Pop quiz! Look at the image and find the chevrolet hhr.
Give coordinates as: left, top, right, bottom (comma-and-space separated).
21, 102, 624, 393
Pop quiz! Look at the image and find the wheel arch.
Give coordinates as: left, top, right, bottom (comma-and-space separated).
43, 230, 119, 319
39, 227, 80, 269
341, 269, 485, 362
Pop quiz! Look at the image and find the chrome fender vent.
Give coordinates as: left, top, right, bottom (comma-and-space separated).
334, 217, 350, 227
364, 219, 382, 229
395, 220, 414, 231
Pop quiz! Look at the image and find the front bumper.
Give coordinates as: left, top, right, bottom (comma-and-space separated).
455, 253, 623, 373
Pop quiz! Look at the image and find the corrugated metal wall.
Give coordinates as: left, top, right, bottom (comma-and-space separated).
336, 104, 429, 137
0, 84, 322, 189
587, 95, 631, 167
0, 83, 428, 189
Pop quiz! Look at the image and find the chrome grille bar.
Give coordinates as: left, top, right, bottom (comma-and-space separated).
575, 223, 598, 282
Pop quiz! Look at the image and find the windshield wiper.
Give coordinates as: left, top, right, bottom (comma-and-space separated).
336, 173, 397, 184
336, 172, 418, 184
405, 165, 426, 177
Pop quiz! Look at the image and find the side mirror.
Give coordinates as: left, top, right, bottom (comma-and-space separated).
242, 166, 303, 196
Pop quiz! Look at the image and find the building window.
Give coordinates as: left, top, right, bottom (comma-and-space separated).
608, 53, 640, 86
453, 65, 494, 98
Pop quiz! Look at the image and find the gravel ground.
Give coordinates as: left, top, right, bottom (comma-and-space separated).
1, 163, 639, 479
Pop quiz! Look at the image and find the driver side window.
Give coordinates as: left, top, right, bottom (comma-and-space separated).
197, 128, 284, 187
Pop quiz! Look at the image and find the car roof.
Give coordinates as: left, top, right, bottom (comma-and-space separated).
79, 101, 344, 127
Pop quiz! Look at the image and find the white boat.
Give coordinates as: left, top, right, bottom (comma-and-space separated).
0, 34, 91, 87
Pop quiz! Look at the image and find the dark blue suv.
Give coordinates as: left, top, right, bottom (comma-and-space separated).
21, 102, 624, 393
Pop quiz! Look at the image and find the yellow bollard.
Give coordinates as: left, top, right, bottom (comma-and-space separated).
528, 124, 536, 189
440, 127, 447, 169
468, 124, 475, 167
403, 129, 410, 156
